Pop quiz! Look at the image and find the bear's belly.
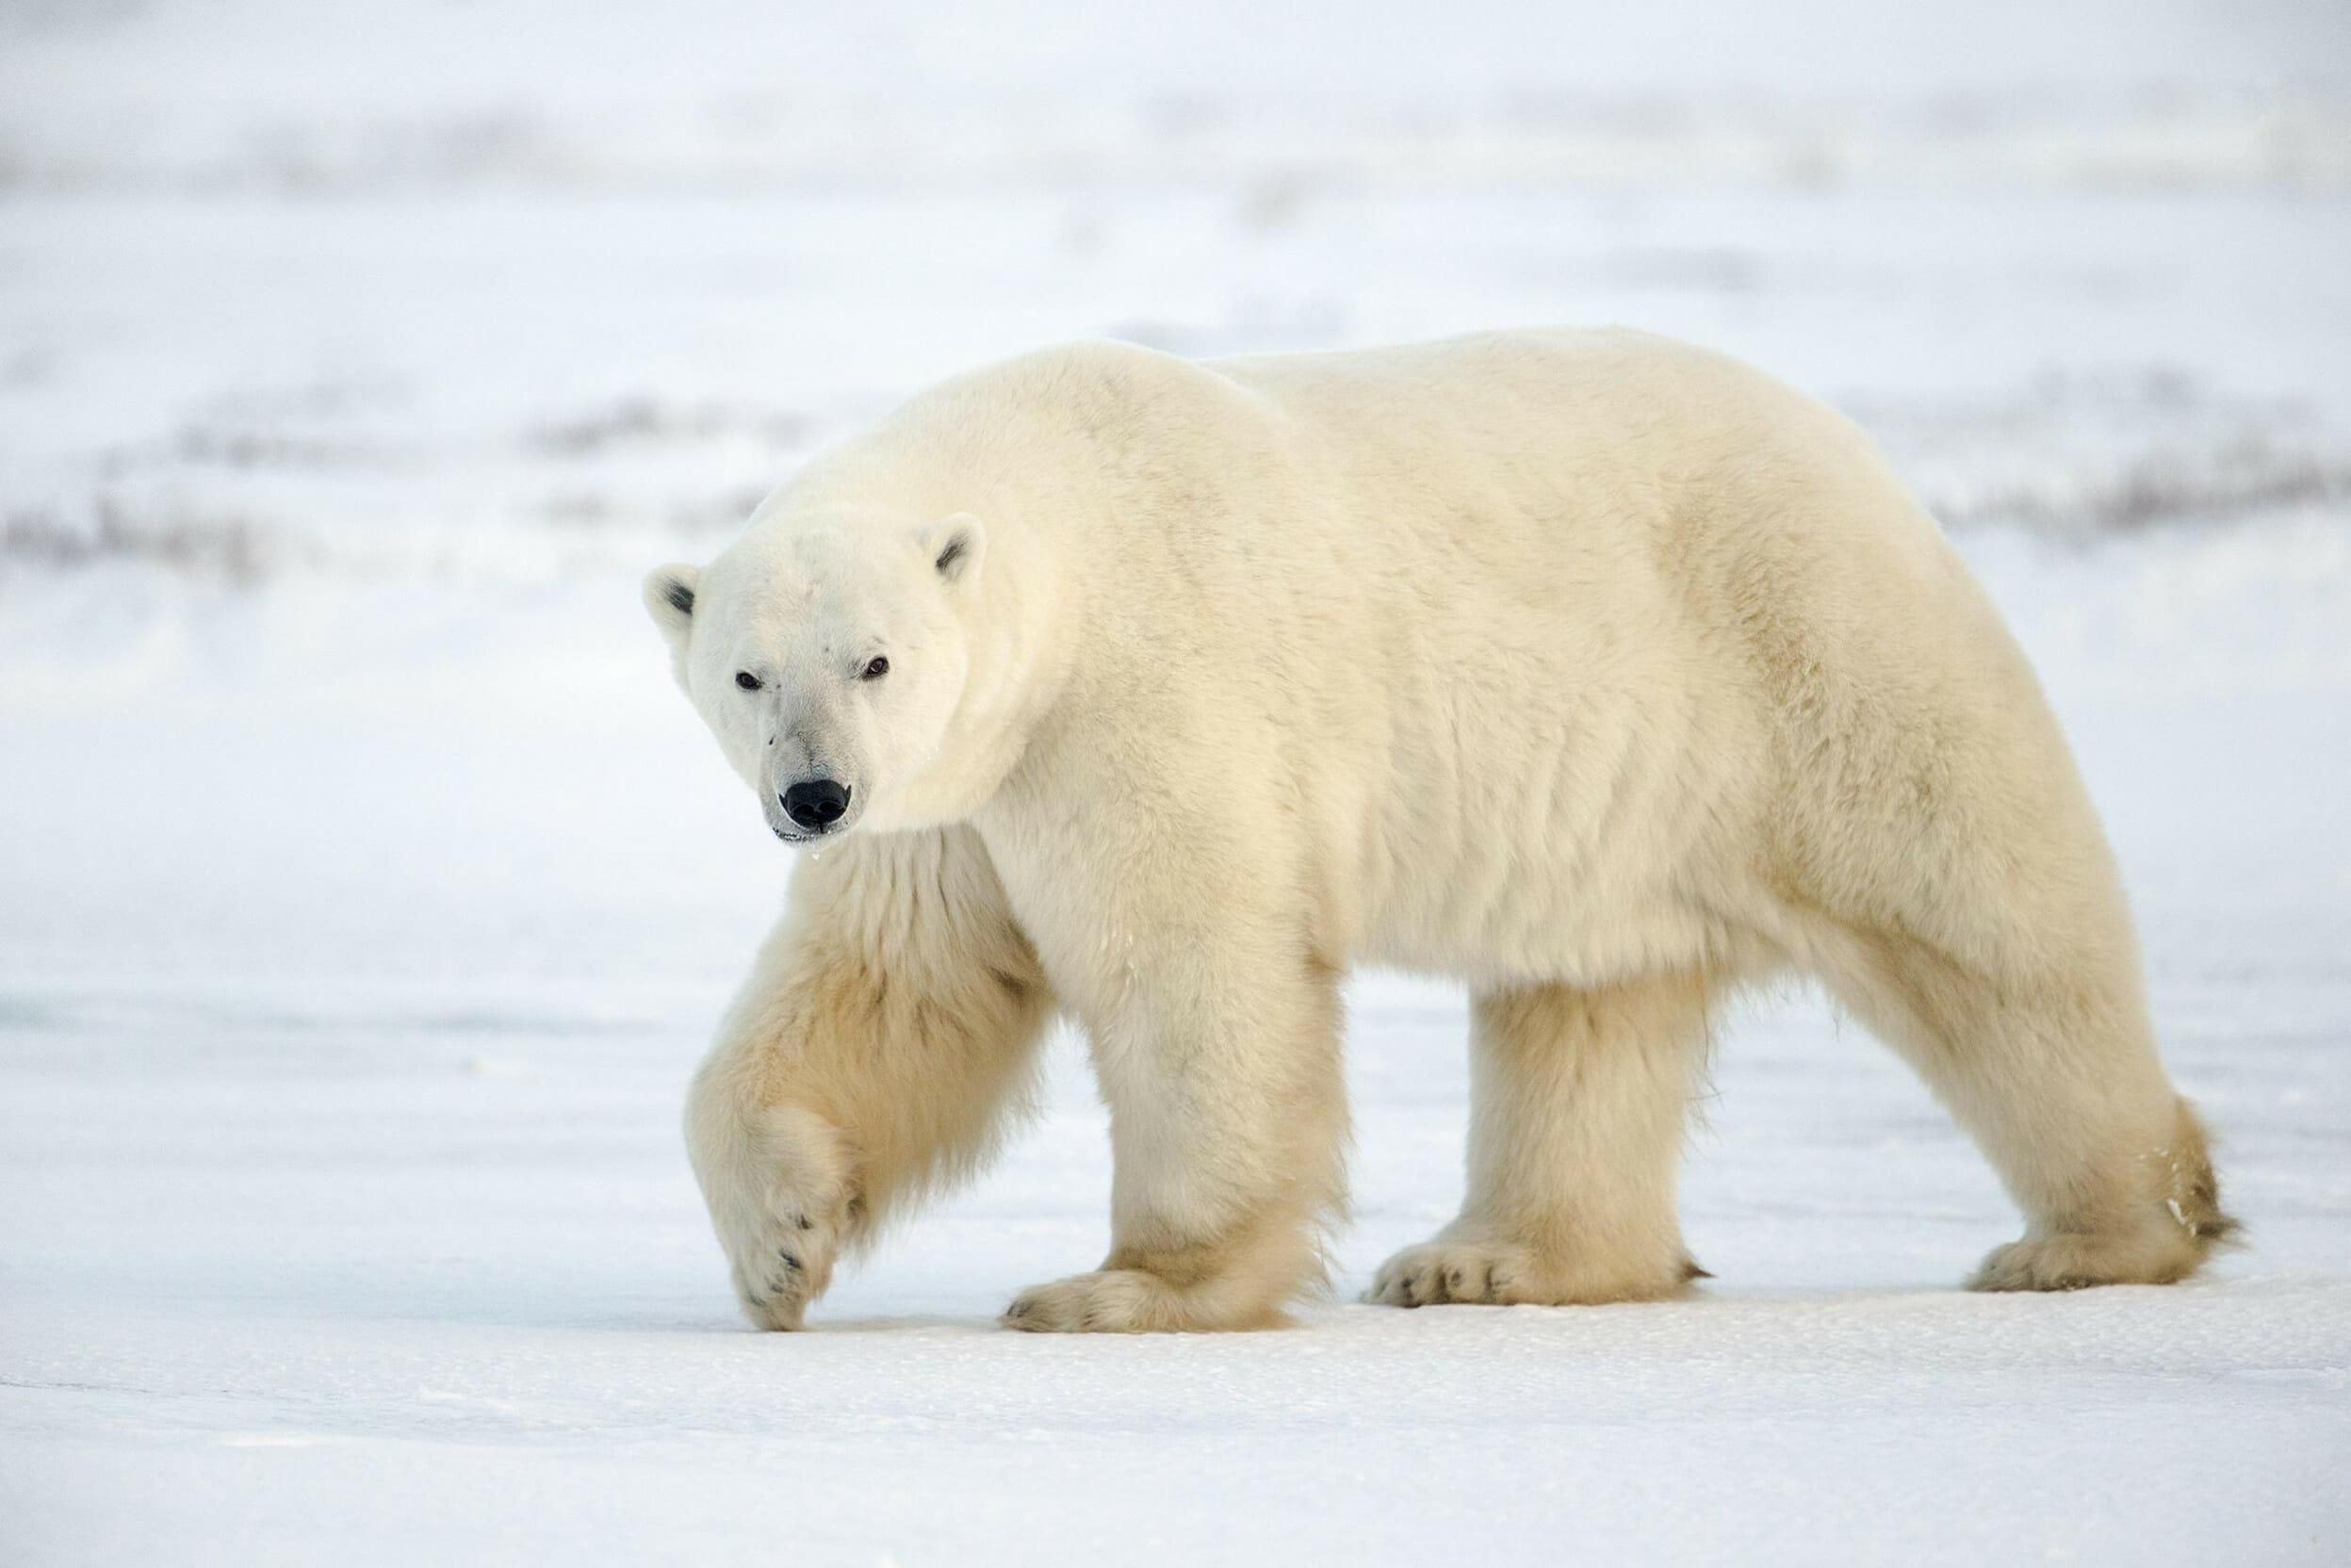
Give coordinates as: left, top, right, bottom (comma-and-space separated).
1353, 847, 1736, 992
1309, 658, 1772, 992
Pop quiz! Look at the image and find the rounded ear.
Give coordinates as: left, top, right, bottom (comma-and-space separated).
643, 564, 700, 651
919, 513, 984, 586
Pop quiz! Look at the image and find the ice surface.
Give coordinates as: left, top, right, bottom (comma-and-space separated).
3, 4, 2348, 1564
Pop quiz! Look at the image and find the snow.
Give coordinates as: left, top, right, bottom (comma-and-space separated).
3, 3, 2349, 1563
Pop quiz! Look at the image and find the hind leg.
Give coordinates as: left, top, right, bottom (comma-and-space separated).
1821, 927, 2232, 1291
1370, 971, 1714, 1307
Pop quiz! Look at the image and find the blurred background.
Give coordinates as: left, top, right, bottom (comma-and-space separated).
2, 0, 2345, 995
2, 4, 2347, 1562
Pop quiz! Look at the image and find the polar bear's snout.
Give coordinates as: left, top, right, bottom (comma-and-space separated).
779, 777, 853, 835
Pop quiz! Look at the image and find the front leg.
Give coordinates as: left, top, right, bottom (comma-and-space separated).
1367, 975, 1716, 1309
684, 1092, 858, 1330
993, 812, 1348, 1332
684, 825, 1053, 1330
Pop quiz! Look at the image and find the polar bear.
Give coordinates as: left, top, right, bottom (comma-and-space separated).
644, 329, 2232, 1332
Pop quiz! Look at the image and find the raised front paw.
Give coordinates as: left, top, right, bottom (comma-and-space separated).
726, 1185, 848, 1331
686, 1099, 859, 1331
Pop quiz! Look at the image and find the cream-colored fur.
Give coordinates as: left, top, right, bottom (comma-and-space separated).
645, 328, 2232, 1332
682, 825, 1053, 1329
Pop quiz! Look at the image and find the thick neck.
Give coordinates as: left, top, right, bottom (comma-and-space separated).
896, 510, 1074, 829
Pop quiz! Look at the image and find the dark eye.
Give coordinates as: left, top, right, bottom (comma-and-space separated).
860, 656, 890, 681
734, 671, 760, 691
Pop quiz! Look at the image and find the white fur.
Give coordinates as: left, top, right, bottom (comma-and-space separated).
646, 329, 2232, 1332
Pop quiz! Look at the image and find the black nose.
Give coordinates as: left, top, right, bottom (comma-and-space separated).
780, 778, 851, 831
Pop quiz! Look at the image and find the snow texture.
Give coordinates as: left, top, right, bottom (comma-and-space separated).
2, 3, 2347, 1563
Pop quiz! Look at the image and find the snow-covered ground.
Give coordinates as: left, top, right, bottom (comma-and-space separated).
3, 4, 2348, 1563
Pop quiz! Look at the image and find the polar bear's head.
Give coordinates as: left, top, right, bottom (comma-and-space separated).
644, 508, 986, 843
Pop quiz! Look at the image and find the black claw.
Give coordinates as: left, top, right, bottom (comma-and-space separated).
778, 1250, 801, 1271
797, 1215, 814, 1232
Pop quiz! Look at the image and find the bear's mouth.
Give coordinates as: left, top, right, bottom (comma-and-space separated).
761, 800, 860, 844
